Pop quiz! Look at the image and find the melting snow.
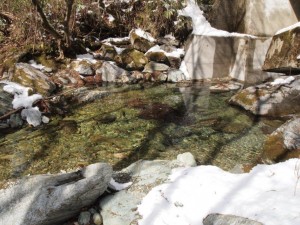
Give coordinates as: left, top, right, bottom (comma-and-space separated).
146, 45, 184, 58
138, 159, 300, 225
276, 22, 300, 35
76, 53, 98, 64
109, 178, 132, 191
132, 28, 156, 42
271, 76, 295, 86
0, 81, 46, 127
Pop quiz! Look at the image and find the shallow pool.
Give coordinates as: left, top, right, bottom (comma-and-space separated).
0, 83, 283, 186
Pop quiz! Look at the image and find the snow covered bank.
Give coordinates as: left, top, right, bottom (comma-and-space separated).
138, 159, 300, 225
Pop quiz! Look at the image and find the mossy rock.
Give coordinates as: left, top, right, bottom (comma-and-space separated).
115, 49, 148, 71
35, 54, 58, 72
129, 30, 156, 53
12, 63, 56, 96
145, 51, 169, 64
101, 44, 117, 60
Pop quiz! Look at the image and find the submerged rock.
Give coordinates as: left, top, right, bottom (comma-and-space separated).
229, 75, 300, 117
203, 214, 264, 225
0, 163, 112, 225
262, 117, 300, 163
12, 63, 56, 96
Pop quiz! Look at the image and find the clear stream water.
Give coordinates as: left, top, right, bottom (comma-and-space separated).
0, 83, 284, 186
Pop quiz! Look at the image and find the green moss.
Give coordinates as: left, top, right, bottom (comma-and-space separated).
36, 54, 57, 71
235, 90, 256, 106
261, 132, 285, 163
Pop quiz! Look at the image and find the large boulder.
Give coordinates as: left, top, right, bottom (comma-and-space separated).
263, 24, 300, 74
183, 35, 279, 85
70, 60, 94, 76
99, 153, 197, 225
261, 117, 300, 164
0, 163, 112, 225
229, 75, 300, 117
97, 61, 130, 83
115, 49, 148, 71
210, 0, 299, 36
11, 63, 56, 96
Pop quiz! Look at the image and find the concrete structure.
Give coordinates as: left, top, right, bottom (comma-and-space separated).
210, 0, 300, 36
184, 35, 279, 85
184, 0, 299, 84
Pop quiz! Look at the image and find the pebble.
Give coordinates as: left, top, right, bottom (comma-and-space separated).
78, 211, 91, 225
93, 213, 103, 225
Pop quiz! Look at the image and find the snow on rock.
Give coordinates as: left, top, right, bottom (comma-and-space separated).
178, 0, 256, 38
29, 60, 45, 70
109, 178, 132, 191
138, 159, 300, 225
0, 81, 46, 127
76, 53, 98, 64
275, 22, 300, 35
146, 45, 184, 58
131, 28, 156, 43
101, 37, 130, 44
270, 76, 295, 86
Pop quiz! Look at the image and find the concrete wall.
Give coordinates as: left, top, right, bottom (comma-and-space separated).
184, 35, 279, 85
210, 0, 299, 36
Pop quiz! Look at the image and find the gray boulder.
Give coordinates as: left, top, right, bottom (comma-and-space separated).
229, 75, 300, 117
203, 214, 263, 225
71, 60, 94, 76
99, 153, 196, 225
97, 62, 129, 83
0, 163, 112, 225
167, 69, 185, 82
143, 61, 170, 73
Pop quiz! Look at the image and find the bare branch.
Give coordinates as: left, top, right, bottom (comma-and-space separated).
31, 0, 63, 40
63, 0, 75, 47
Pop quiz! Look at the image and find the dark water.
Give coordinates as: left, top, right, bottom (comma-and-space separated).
0, 83, 282, 186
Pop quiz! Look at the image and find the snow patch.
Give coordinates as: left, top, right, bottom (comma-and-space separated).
146, 45, 184, 58
109, 178, 132, 191
132, 28, 156, 42
0, 81, 47, 127
276, 22, 300, 35
29, 60, 45, 70
271, 76, 295, 86
138, 159, 300, 225
76, 53, 98, 64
